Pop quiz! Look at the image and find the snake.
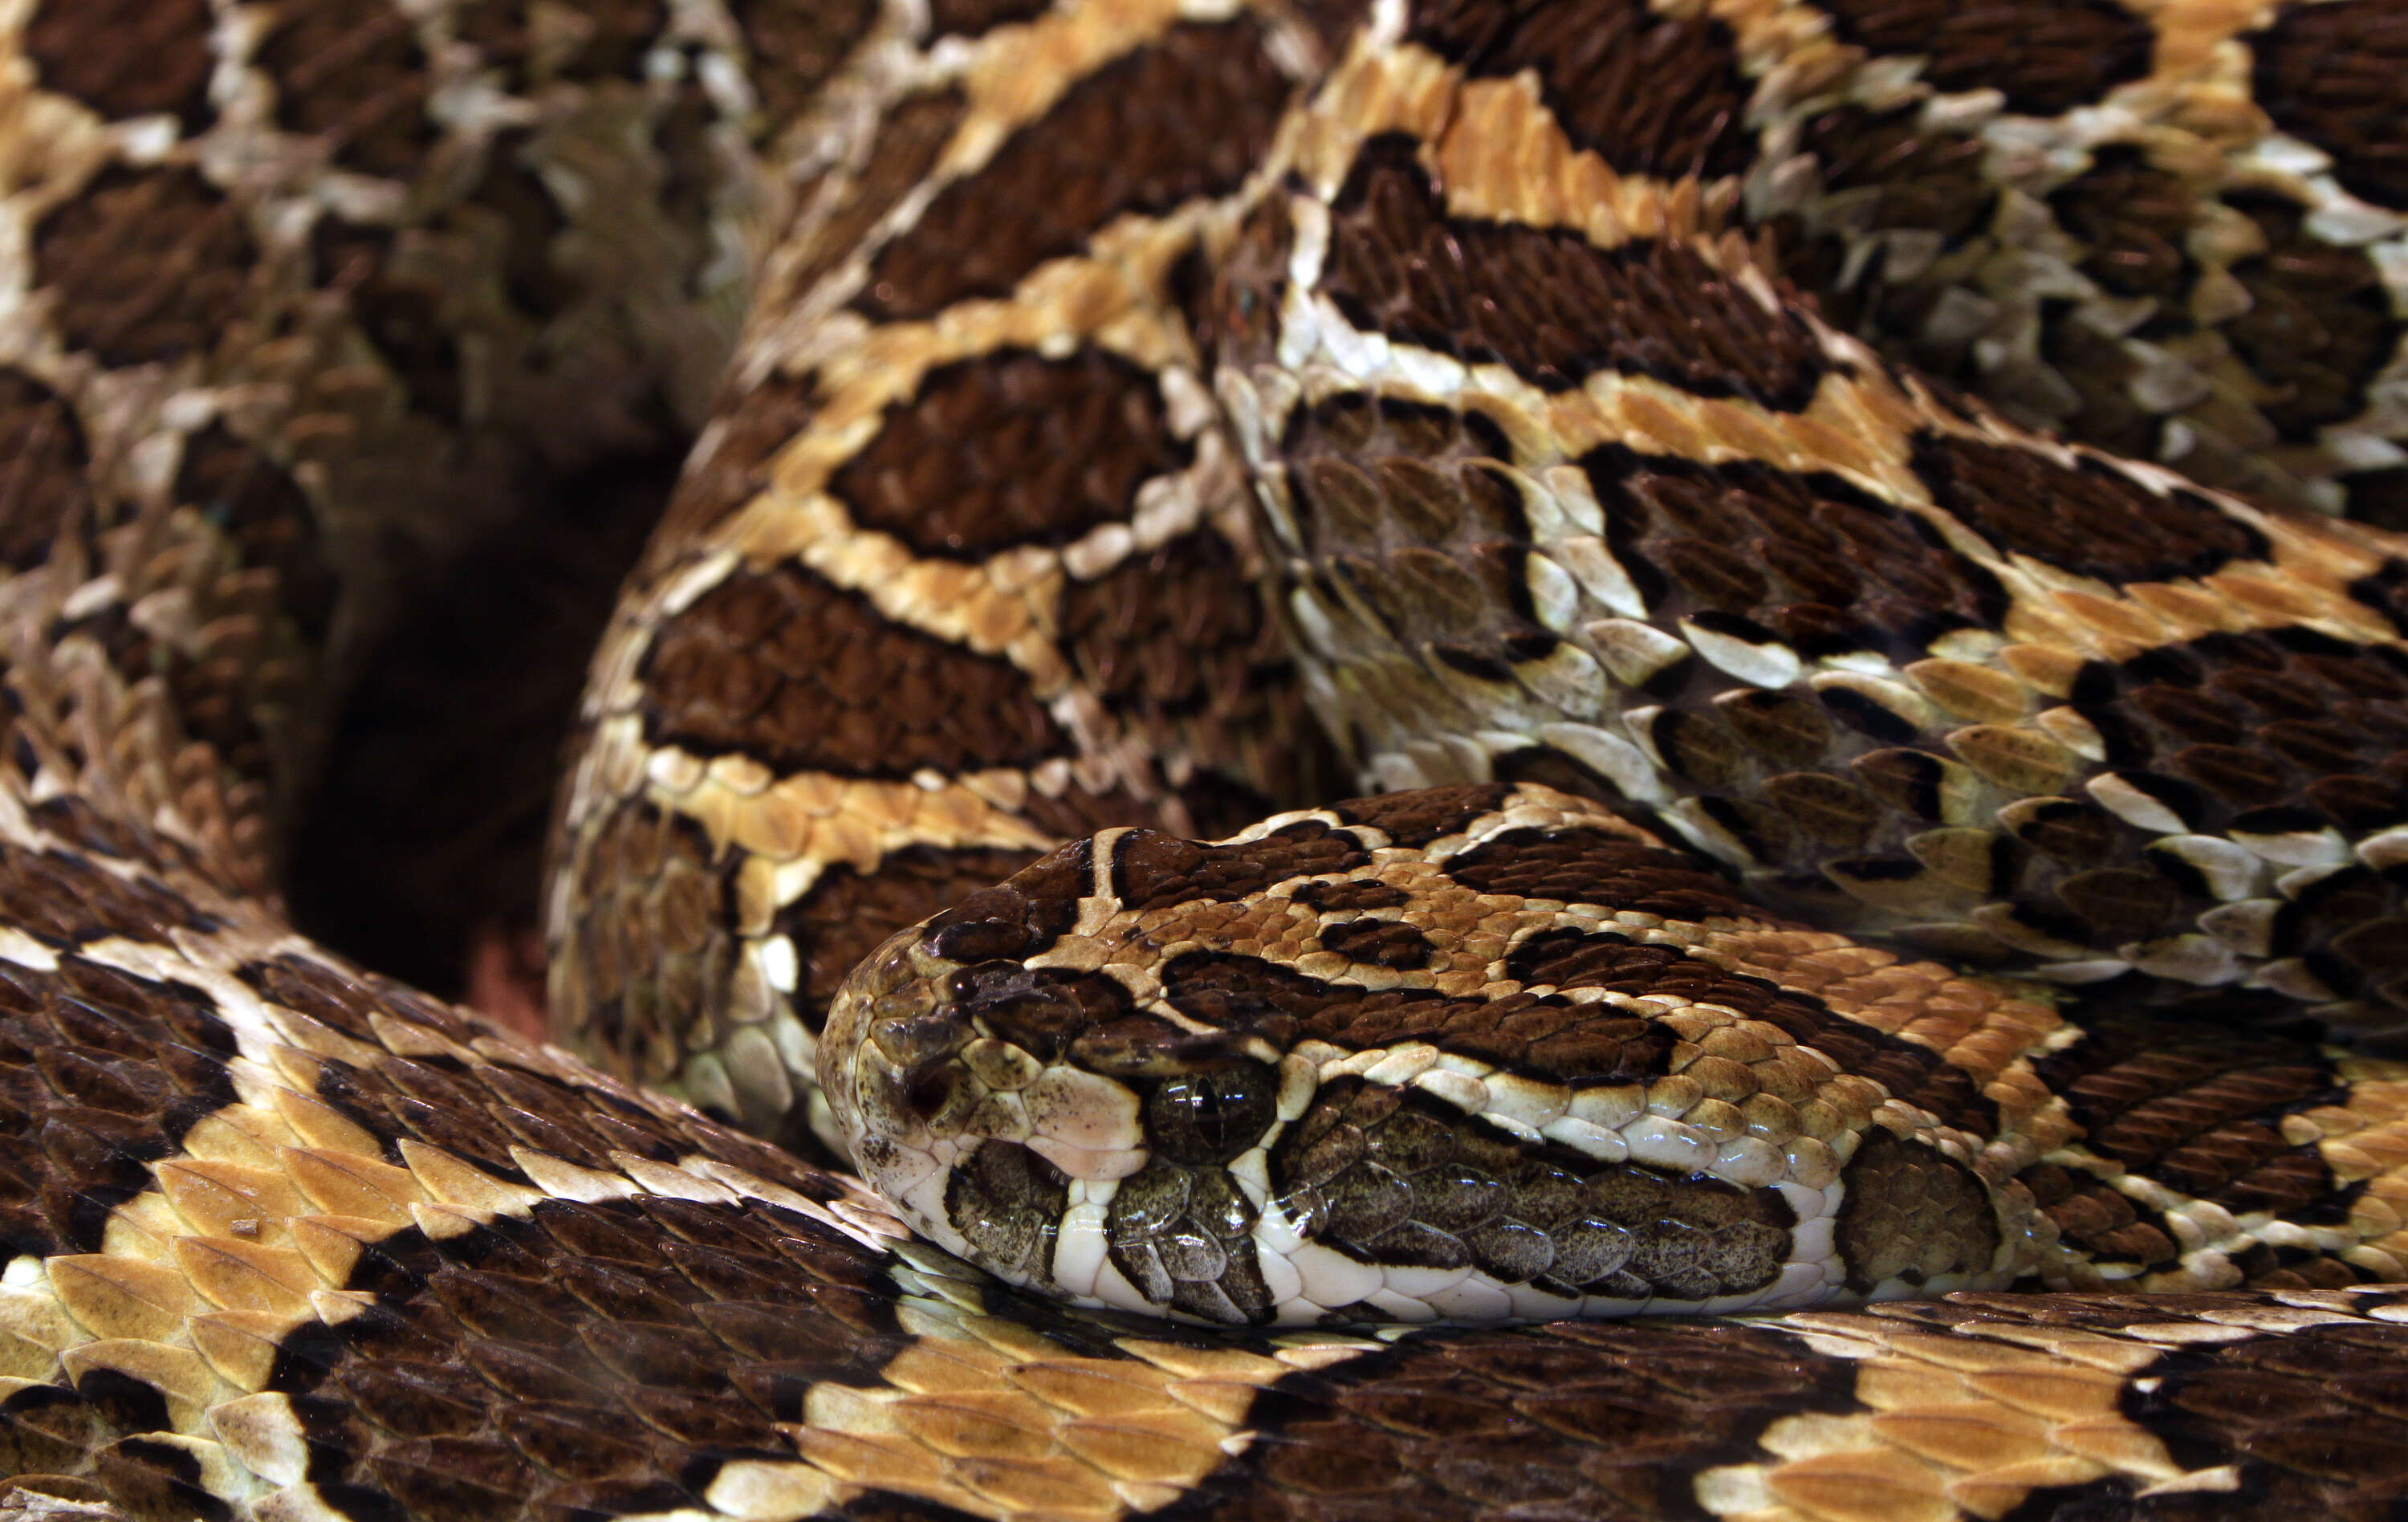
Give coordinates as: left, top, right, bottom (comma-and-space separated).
6, 0, 2408, 1516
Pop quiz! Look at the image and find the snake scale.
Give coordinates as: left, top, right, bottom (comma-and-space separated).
6, 0, 2408, 1516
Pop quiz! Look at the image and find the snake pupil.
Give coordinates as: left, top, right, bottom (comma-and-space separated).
1149, 1063, 1275, 1165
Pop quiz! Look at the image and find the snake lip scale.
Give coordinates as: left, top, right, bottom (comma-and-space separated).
8, 0, 2408, 1518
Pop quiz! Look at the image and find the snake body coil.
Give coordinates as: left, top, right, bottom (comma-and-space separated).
6, 0, 2408, 1518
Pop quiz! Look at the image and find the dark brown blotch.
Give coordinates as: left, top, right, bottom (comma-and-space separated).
0, 370, 94, 572
0, 844, 212, 948
1329, 784, 1514, 847
257, 0, 437, 180
35, 166, 255, 367
728, 0, 880, 125
1294, 877, 1413, 912
1405, 0, 1753, 179
175, 425, 336, 642
1583, 446, 2008, 657
831, 348, 1187, 560
926, 0, 1051, 37
1913, 434, 2268, 584
1200, 1316, 1873, 1511
26, 0, 214, 129
1163, 950, 1673, 1084
1443, 827, 1760, 921
2033, 1014, 2345, 1216
2050, 145, 2198, 304
1318, 918, 1437, 971
771, 88, 970, 340
860, 20, 1289, 319
2251, 0, 2408, 209
2015, 1161, 2181, 1272
0, 955, 236, 1258
311, 218, 466, 423
1817, 0, 2152, 116
783, 844, 1056, 1018
1321, 137, 1824, 405
1112, 820, 1371, 912
919, 840, 1090, 967
2222, 192, 2400, 442
1061, 529, 1283, 730
641, 564, 1069, 778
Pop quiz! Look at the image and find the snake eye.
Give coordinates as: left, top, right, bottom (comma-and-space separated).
1148, 1062, 1277, 1165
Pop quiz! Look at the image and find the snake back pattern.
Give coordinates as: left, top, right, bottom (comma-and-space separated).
8, 0, 2408, 1518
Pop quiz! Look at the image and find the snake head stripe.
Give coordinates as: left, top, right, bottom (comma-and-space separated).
822, 782, 2066, 1325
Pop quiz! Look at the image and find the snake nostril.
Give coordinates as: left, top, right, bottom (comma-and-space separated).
905, 1064, 956, 1121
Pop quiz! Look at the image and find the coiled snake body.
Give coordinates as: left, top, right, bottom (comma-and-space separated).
6, 0, 2408, 1516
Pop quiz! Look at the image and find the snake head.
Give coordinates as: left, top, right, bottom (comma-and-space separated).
821, 787, 2030, 1327
820, 876, 1306, 1321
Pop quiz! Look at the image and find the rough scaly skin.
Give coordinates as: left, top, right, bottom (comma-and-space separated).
1, 1, 2407, 1520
